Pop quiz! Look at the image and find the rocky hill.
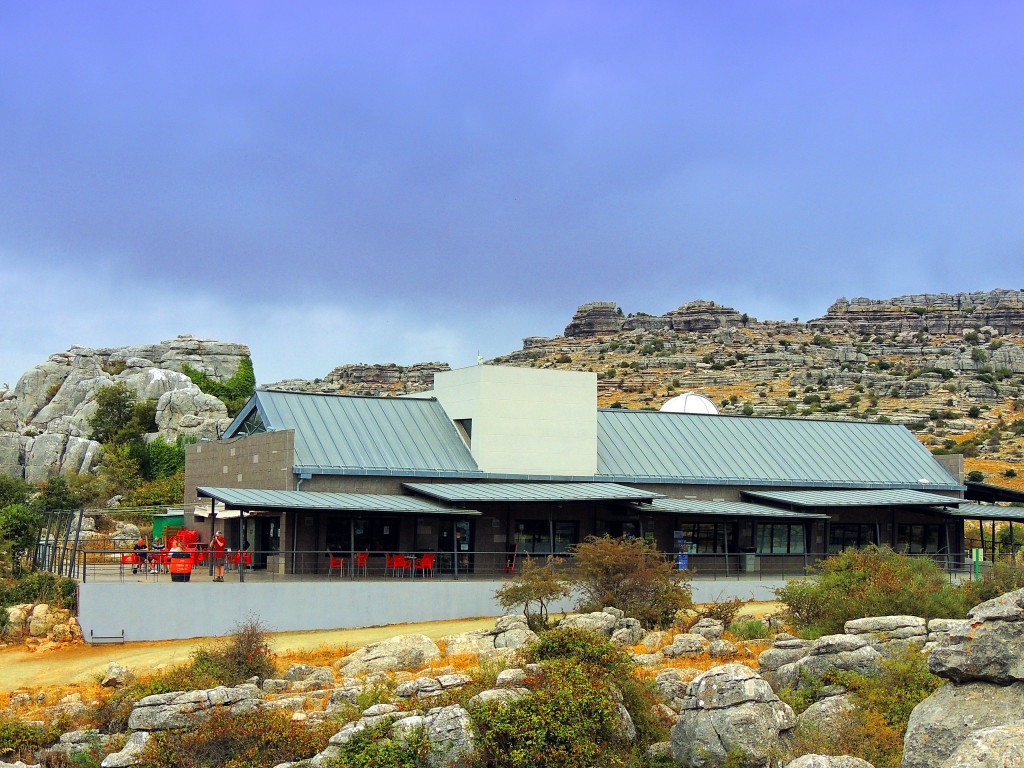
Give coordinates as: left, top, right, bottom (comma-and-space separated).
278, 289, 1024, 491
0, 336, 249, 482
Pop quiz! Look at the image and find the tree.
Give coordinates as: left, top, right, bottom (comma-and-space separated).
32, 474, 81, 512
0, 504, 44, 576
495, 557, 571, 630
568, 536, 692, 629
88, 382, 138, 444
0, 474, 31, 508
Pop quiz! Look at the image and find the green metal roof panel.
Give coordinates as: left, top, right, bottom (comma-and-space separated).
630, 498, 828, 519
403, 482, 663, 503
945, 503, 1024, 521
196, 487, 481, 515
742, 488, 964, 508
226, 391, 480, 474
596, 410, 962, 489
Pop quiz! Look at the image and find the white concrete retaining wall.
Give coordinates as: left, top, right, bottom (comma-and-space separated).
78, 578, 787, 642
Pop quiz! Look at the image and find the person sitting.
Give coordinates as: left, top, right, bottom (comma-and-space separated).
132, 536, 148, 575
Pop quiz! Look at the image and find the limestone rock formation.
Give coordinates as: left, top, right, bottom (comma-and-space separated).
0, 336, 248, 481
563, 301, 624, 337
671, 664, 795, 768
334, 633, 442, 676
903, 588, 1024, 768
266, 362, 450, 397
785, 756, 875, 768
940, 721, 1024, 767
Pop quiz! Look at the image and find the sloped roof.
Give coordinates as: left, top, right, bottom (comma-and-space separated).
596, 410, 962, 489
225, 390, 480, 475
403, 482, 662, 503
742, 488, 964, 508
628, 498, 828, 519
196, 487, 480, 515
945, 502, 1024, 521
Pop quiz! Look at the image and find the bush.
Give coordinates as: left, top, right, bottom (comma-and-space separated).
836, 647, 942, 735
963, 559, 1024, 606
0, 571, 78, 610
775, 546, 969, 637
136, 708, 332, 768
181, 357, 256, 417
0, 716, 55, 762
494, 557, 570, 631
728, 619, 772, 640
322, 722, 426, 768
520, 627, 633, 675
568, 536, 692, 629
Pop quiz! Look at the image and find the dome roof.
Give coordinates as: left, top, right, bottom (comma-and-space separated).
660, 392, 719, 415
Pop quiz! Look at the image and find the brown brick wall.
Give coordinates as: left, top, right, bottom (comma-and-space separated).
184, 431, 295, 508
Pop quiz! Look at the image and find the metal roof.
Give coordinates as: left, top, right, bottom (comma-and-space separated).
403, 482, 663, 503
596, 410, 962, 489
196, 487, 481, 516
965, 481, 1024, 504
628, 498, 828, 519
944, 503, 1024, 521
741, 488, 965, 508
226, 391, 480, 474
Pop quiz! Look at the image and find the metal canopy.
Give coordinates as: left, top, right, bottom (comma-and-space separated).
628, 498, 828, 519
403, 482, 663, 503
741, 488, 965, 508
196, 487, 481, 516
965, 481, 1024, 505
943, 503, 1024, 521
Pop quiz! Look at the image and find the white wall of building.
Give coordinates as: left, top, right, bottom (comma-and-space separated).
429, 365, 598, 476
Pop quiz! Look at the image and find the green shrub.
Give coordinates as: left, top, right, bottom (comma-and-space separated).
181, 357, 256, 417
321, 722, 426, 768
775, 546, 969, 637
136, 707, 332, 768
0, 716, 55, 762
836, 647, 942, 735
520, 627, 633, 675
470, 657, 649, 768
0, 571, 78, 610
728, 619, 771, 640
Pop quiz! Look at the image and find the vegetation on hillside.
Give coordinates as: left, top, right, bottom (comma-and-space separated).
181, 355, 256, 417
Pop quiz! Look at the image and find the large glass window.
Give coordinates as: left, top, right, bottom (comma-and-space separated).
675, 523, 735, 554
514, 520, 578, 554
828, 524, 876, 553
756, 523, 806, 554
326, 517, 399, 553
896, 524, 943, 554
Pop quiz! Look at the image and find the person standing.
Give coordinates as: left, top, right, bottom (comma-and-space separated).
210, 530, 227, 581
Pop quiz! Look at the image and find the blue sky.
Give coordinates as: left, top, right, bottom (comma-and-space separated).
2, 1, 1022, 387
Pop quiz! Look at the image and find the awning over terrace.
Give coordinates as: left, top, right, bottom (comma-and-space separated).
741, 488, 965, 508
195, 487, 481, 516
626, 498, 829, 519
402, 481, 663, 504
942, 503, 1024, 522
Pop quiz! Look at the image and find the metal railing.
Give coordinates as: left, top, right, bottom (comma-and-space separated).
48, 545, 1017, 585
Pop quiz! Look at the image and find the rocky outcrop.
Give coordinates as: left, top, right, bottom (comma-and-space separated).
819, 290, 1024, 336
3, 603, 82, 644
266, 362, 450, 397
842, 615, 927, 656
126, 683, 262, 731
761, 634, 881, 693
563, 302, 624, 337
785, 757, 875, 768
903, 588, 1024, 768
671, 664, 795, 768
334, 633, 442, 677
1, 336, 247, 480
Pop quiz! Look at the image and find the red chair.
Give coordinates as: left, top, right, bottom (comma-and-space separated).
352, 552, 369, 577
328, 554, 346, 578
414, 553, 435, 578
120, 553, 140, 579
384, 553, 397, 576
391, 554, 412, 577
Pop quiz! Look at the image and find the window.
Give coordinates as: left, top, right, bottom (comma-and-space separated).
514, 520, 578, 554
675, 523, 735, 554
756, 523, 806, 554
326, 517, 399, 553
828, 524, 876, 553
896, 524, 943, 554
234, 409, 266, 436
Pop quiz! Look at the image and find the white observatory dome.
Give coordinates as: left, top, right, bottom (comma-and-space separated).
660, 392, 720, 415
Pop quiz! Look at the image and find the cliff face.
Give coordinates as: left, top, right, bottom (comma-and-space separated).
818, 290, 1024, 336
0, 336, 248, 482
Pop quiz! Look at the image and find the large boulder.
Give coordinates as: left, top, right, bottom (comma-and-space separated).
940, 721, 1024, 767
771, 635, 881, 692
842, 615, 926, 656
671, 664, 795, 768
929, 588, 1024, 684
127, 684, 262, 731
785, 757, 875, 768
335, 634, 441, 677
902, 682, 1024, 768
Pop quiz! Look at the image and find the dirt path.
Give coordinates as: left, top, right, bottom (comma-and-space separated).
0, 617, 498, 691
0, 601, 782, 692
